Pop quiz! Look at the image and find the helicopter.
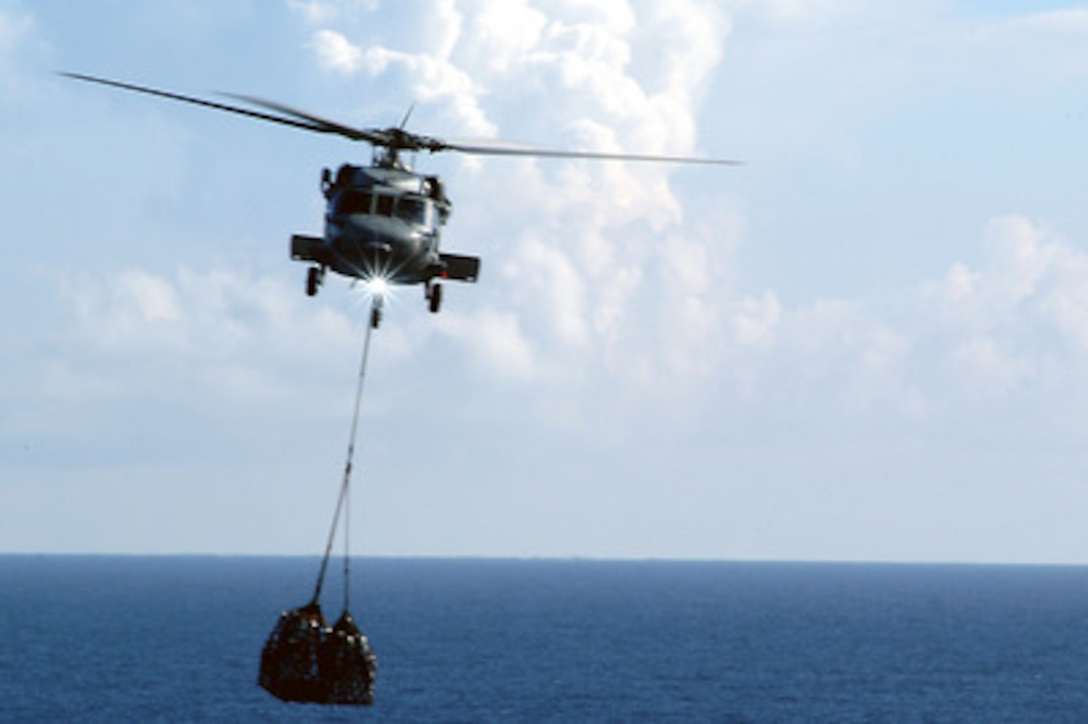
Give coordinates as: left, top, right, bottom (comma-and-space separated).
61, 72, 741, 328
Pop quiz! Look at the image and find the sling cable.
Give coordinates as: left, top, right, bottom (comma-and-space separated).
258, 296, 381, 706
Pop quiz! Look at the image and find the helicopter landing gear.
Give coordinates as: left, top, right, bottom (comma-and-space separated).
305, 266, 325, 297
426, 281, 443, 314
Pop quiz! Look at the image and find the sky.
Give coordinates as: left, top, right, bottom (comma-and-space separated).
3, 0, 1088, 563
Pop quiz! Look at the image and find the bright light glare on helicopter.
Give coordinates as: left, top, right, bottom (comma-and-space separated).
349, 274, 393, 310
367, 276, 390, 297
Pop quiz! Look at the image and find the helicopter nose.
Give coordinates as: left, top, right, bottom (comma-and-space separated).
344, 237, 391, 254
336, 225, 392, 254
341, 241, 392, 267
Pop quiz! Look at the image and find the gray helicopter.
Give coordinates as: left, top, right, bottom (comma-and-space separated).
62, 72, 740, 328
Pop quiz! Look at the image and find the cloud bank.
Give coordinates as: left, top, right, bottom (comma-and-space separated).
6, 0, 1088, 560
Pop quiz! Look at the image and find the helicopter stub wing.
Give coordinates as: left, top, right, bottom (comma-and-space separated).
291, 234, 331, 266
439, 253, 480, 283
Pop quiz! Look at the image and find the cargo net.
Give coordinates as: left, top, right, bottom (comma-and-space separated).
259, 602, 377, 705
258, 300, 380, 706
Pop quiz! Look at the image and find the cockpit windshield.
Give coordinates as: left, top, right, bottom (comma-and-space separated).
375, 195, 394, 217
334, 190, 372, 215
396, 197, 429, 225
333, 189, 431, 226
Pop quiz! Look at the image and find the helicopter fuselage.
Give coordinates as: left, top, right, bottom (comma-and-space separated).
290, 162, 480, 316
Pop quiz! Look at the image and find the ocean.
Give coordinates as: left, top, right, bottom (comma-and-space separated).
1, 556, 1086, 721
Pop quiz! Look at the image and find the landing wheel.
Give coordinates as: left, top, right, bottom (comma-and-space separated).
305, 266, 322, 297
428, 283, 443, 313
370, 303, 382, 329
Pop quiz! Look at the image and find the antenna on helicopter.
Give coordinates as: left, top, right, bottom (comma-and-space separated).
398, 103, 416, 131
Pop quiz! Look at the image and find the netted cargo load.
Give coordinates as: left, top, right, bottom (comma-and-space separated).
258, 601, 329, 703
259, 601, 377, 705
322, 611, 377, 705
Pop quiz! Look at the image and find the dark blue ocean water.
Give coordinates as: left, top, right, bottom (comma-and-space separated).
2, 557, 1087, 722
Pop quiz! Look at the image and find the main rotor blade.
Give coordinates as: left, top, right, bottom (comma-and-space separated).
439, 139, 743, 166
61, 72, 742, 165
59, 72, 360, 140
223, 93, 387, 145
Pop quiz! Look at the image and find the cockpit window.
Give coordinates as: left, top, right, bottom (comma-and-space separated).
334, 190, 430, 225
396, 197, 429, 225
375, 195, 394, 217
335, 190, 372, 215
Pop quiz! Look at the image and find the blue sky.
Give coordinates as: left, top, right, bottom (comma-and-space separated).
3, 1, 1088, 562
